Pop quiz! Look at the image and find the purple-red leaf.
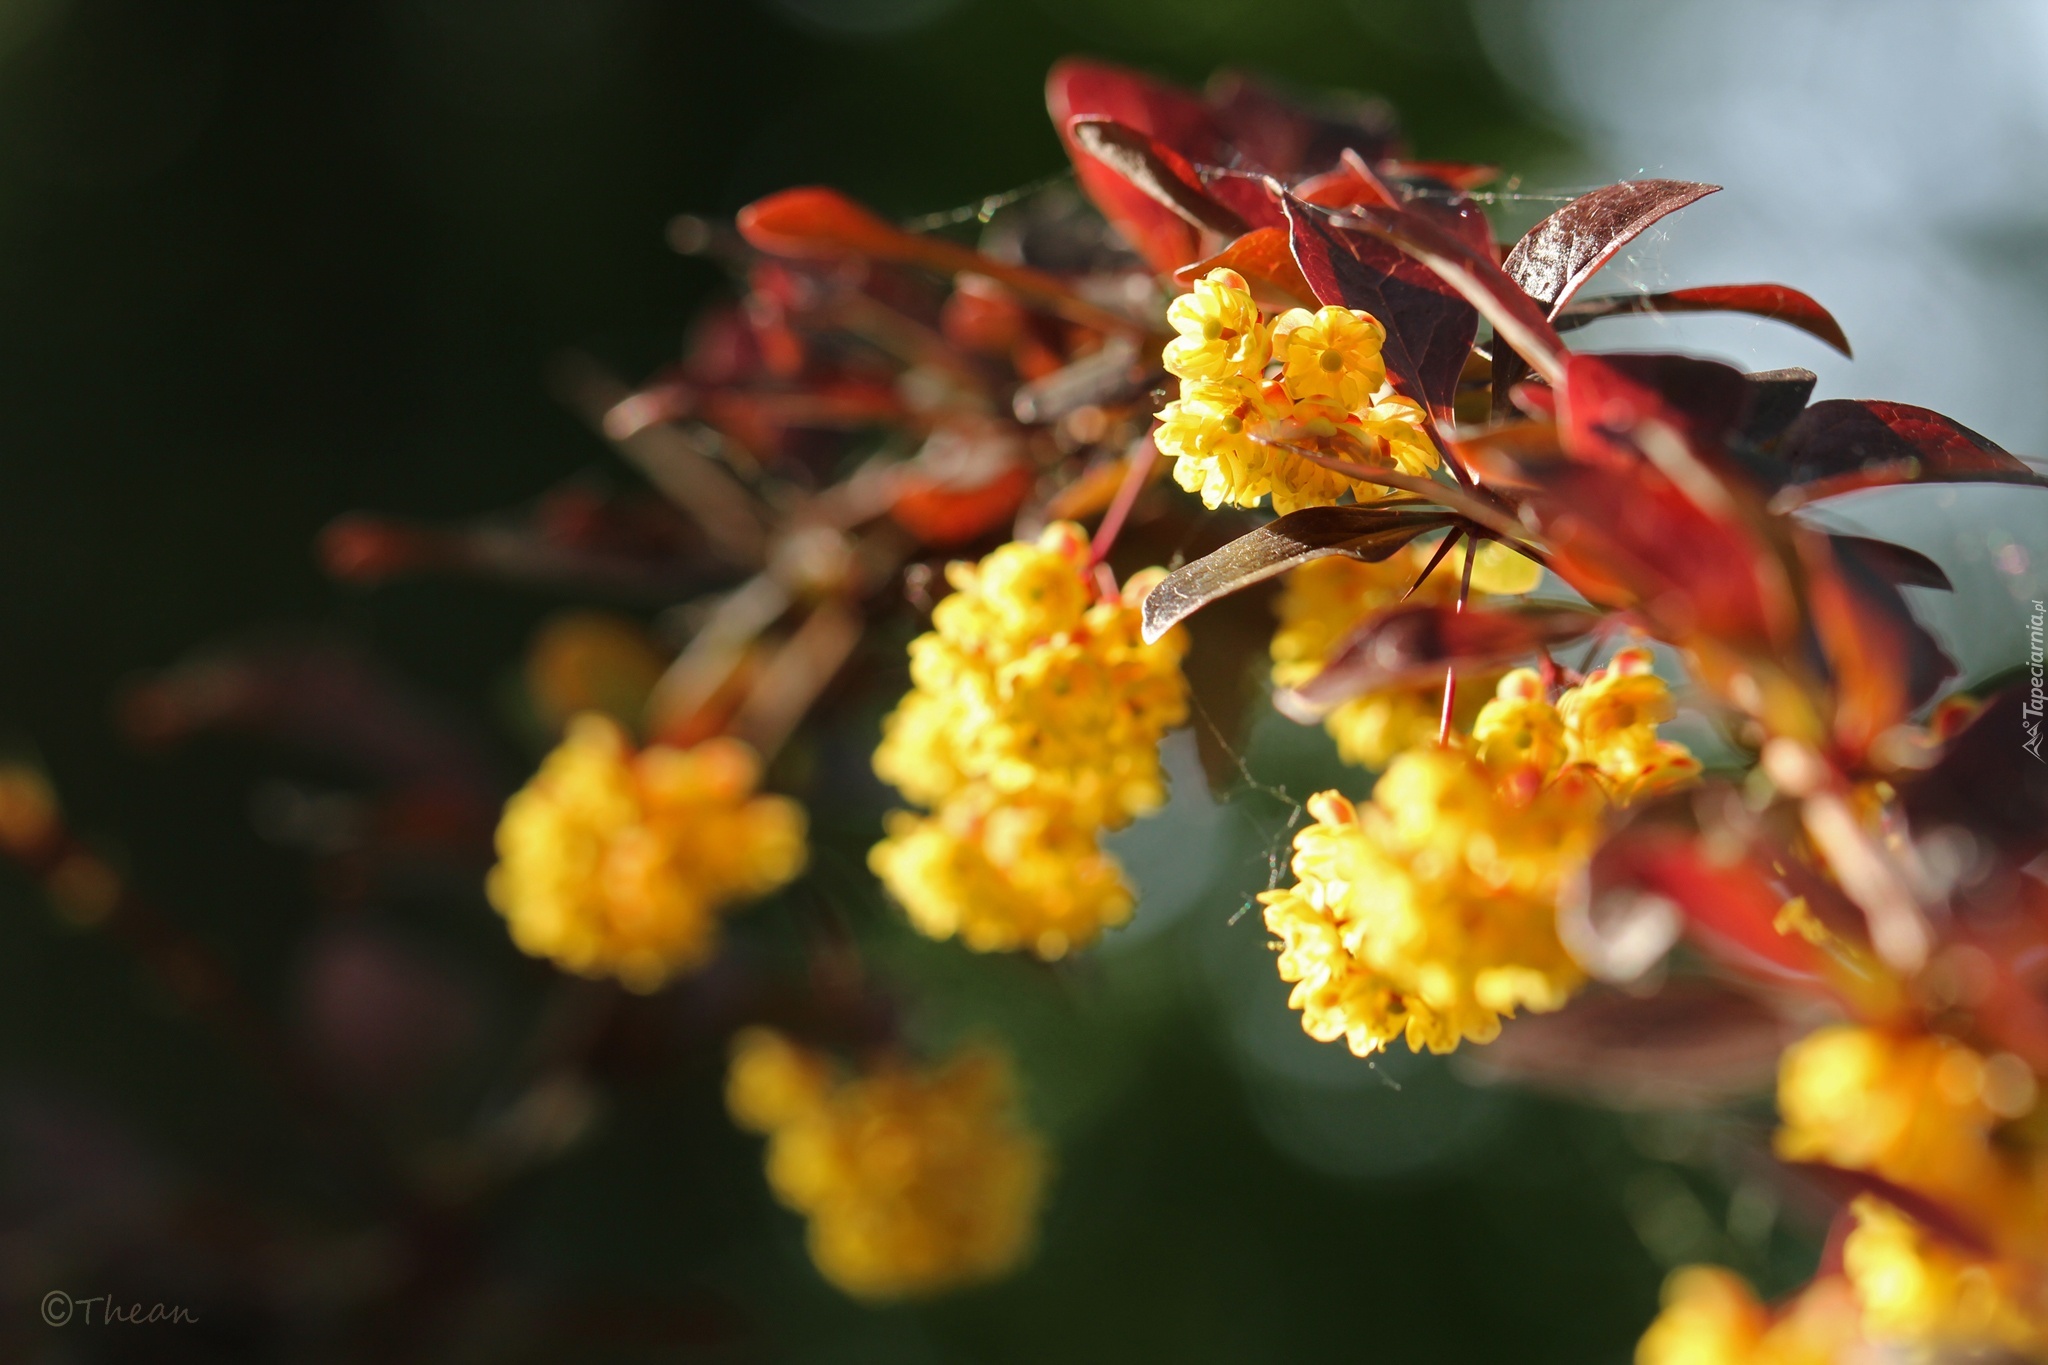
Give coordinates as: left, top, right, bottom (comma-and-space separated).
1504, 180, 1721, 316
1557, 352, 1754, 470
1139, 506, 1459, 643
1067, 118, 1248, 239
1282, 194, 1480, 422
1557, 284, 1852, 358
1770, 399, 2048, 505
1904, 685, 2048, 870
1337, 201, 1569, 386
1274, 602, 1595, 716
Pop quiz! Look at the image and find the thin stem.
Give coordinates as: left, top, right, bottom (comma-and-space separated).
1089, 429, 1160, 568
1439, 535, 1476, 746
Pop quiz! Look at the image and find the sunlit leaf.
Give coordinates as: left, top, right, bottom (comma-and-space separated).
1799, 529, 1957, 760
1503, 180, 1720, 316
1067, 119, 1248, 238
1139, 505, 1457, 643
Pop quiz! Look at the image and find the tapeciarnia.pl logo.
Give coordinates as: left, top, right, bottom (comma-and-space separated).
2026, 599, 2045, 762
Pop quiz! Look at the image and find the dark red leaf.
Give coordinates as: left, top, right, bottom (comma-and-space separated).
1202, 69, 1401, 177
1282, 194, 1479, 422
1770, 399, 2048, 504
1274, 602, 1595, 716
1556, 283, 1852, 358
1738, 367, 1817, 447
1557, 352, 1754, 470
1503, 180, 1720, 316
1067, 119, 1248, 239
736, 188, 1134, 335
1903, 685, 2048, 870
1799, 529, 1957, 760
1195, 168, 1289, 232
1828, 535, 1951, 592
1336, 200, 1569, 386
1048, 59, 1223, 275
1172, 227, 1316, 308
1139, 506, 1459, 643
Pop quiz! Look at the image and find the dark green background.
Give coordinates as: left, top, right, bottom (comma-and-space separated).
0, 1, 1814, 1360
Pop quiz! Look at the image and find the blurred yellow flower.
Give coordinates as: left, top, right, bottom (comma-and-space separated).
868, 791, 1132, 960
872, 523, 1186, 959
1635, 1266, 1862, 1365
1842, 1196, 2043, 1353
488, 715, 805, 992
726, 1028, 1046, 1301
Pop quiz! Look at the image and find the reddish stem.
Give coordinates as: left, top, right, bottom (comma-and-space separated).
1439, 535, 1477, 745
1088, 429, 1160, 568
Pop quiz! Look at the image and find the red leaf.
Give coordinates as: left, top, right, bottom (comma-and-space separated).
1503, 180, 1721, 316
1048, 59, 1224, 275
891, 461, 1035, 547
1203, 69, 1401, 177
1067, 118, 1248, 239
1557, 284, 1852, 358
1583, 820, 1822, 981
1282, 193, 1479, 422
1799, 530, 1957, 761
1336, 200, 1569, 386
1557, 352, 1754, 470
1770, 399, 2048, 505
1274, 602, 1595, 716
1173, 227, 1316, 308
736, 187, 1134, 336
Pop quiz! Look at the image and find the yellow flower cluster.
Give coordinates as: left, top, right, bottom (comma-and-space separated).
1260, 649, 1697, 1056
725, 1028, 1046, 1301
487, 715, 806, 992
1269, 540, 1545, 770
1635, 1267, 1861, 1365
869, 522, 1188, 958
1642, 1023, 2048, 1361
1154, 269, 1440, 515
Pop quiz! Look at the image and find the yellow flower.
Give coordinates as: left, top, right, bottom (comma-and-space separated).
726, 1029, 1047, 1301
867, 789, 1134, 959
1261, 663, 1696, 1056
1259, 765, 1594, 1057
1558, 647, 1701, 801
1154, 285, 1437, 515
1272, 305, 1388, 408
1163, 267, 1269, 382
1635, 1266, 1863, 1365
1775, 1025, 2038, 1244
487, 715, 806, 991
1842, 1196, 2043, 1353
